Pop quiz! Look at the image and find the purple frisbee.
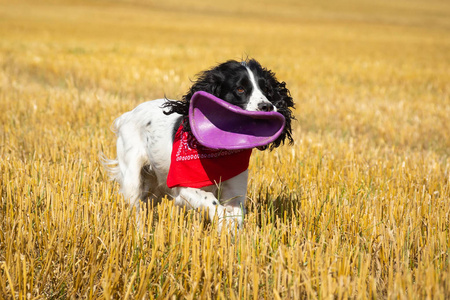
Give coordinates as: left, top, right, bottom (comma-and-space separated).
189, 91, 285, 150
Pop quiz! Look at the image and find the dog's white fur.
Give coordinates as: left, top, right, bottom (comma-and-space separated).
104, 67, 272, 230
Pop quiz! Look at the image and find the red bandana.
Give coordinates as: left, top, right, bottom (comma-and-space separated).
167, 125, 252, 188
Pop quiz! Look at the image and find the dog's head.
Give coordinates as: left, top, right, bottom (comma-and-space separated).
164, 58, 295, 150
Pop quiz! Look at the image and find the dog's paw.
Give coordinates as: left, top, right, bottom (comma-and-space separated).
216, 206, 244, 232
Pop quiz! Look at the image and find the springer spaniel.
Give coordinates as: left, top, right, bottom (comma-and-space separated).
104, 59, 294, 230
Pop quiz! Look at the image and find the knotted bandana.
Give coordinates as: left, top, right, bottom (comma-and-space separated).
167, 125, 252, 188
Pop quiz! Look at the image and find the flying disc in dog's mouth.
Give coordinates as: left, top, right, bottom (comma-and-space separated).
189, 91, 285, 150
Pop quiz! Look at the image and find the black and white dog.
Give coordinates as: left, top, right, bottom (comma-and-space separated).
104, 59, 294, 230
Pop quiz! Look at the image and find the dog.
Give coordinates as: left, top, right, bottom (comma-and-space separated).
103, 58, 294, 230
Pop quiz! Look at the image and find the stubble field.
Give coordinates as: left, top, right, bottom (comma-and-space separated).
1, 0, 449, 298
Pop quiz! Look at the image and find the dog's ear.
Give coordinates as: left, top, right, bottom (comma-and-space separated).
184, 71, 224, 101
272, 80, 295, 149
260, 69, 294, 150
162, 69, 225, 132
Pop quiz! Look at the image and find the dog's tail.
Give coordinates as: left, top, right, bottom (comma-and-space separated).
99, 152, 121, 183
99, 114, 126, 183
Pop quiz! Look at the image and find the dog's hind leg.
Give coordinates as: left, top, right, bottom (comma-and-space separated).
140, 165, 164, 207
115, 124, 150, 213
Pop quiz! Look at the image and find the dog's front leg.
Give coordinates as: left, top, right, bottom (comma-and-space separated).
173, 187, 238, 231
217, 170, 248, 229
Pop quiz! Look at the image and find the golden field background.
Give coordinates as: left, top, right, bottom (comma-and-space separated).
1, 0, 449, 298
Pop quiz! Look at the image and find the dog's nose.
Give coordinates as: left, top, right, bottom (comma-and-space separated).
258, 102, 274, 112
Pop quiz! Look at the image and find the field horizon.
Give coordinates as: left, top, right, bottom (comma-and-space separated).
1, 0, 449, 298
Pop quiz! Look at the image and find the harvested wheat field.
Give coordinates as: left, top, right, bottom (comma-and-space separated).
1, 0, 449, 298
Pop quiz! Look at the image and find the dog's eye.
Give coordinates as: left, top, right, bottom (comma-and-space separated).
236, 87, 245, 94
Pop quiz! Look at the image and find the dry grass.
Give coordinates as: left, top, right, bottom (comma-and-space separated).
1, 0, 449, 298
